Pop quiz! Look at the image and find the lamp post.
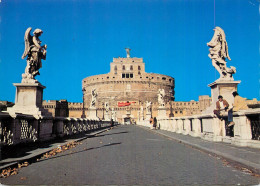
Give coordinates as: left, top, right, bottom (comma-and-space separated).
81, 88, 86, 118
102, 102, 105, 120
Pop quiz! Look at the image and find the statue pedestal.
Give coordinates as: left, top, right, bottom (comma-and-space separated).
157, 106, 168, 119
145, 113, 152, 120
104, 112, 110, 121
7, 82, 51, 118
87, 107, 99, 120
203, 80, 241, 113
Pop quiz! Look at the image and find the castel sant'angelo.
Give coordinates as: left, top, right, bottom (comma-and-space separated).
82, 49, 175, 123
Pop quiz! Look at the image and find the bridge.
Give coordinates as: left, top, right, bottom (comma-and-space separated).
0, 124, 259, 185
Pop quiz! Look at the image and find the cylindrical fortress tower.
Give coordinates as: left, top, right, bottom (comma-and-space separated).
82, 50, 175, 123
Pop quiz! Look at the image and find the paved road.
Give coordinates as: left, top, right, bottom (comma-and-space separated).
1, 125, 259, 185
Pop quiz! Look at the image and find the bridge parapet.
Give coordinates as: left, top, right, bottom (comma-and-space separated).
0, 112, 114, 146
137, 108, 260, 149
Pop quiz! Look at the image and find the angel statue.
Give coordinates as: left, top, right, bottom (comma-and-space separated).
22, 27, 47, 82
158, 89, 165, 107
207, 27, 236, 80
105, 102, 109, 113
90, 88, 98, 108
145, 101, 152, 114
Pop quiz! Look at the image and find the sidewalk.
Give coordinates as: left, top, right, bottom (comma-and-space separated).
0, 127, 111, 170
138, 125, 260, 174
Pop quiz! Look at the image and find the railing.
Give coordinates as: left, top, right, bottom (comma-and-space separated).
248, 114, 260, 140
0, 112, 115, 146
137, 108, 260, 148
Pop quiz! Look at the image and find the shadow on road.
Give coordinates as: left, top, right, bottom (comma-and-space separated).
37, 142, 122, 162
89, 131, 129, 138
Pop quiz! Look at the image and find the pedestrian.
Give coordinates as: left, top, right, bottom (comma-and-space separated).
153, 117, 157, 130
149, 117, 154, 129
213, 95, 229, 120
111, 119, 114, 127
228, 91, 249, 127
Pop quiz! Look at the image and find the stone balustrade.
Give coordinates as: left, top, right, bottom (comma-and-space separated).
0, 112, 114, 146
137, 108, 260, 148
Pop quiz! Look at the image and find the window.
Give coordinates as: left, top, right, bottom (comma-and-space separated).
126, 74, 129, 78
138, 71, 141, 75
138, 66, 141, 70
130, 65, 133, 70
175, 111, 178, 114
122, 65, 125, 70
122, 74, 125, 78
130, 73, 133, 78
162, 77, 166, 80
114, 66, 117, 74
180, 111, 183, 114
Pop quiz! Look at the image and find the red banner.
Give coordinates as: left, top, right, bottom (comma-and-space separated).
118, 101, 136, 107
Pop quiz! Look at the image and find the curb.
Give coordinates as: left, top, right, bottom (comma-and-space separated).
138, 125, 260, 175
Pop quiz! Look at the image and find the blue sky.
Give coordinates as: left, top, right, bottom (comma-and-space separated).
0, 0, 259, 102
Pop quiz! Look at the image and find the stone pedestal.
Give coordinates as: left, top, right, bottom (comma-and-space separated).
145, 112, 152, 120
157, 106, 168, 119
87, 107, 99, 120
104, 112, 110, 121
7, 82, 51, 118
203, 80, 240, 113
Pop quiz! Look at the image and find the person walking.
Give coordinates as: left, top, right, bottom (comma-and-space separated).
153, 117, 157, 130
149, 117, 154, 129
111, 119, 114, 127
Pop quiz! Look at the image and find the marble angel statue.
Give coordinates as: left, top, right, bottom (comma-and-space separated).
22, 27, 47, 81
207, 27, 236, 80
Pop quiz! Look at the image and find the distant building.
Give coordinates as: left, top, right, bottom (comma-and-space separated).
42, 100, 69, 117
171, 96, 212, 117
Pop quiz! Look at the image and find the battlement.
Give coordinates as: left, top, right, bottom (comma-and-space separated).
112, 57, 143, 63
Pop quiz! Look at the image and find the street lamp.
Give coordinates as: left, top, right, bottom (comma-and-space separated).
102, 102, 105, 120
81, 88, 86, 118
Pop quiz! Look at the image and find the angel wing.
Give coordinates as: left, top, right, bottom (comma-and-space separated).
21, 27, 33, 59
